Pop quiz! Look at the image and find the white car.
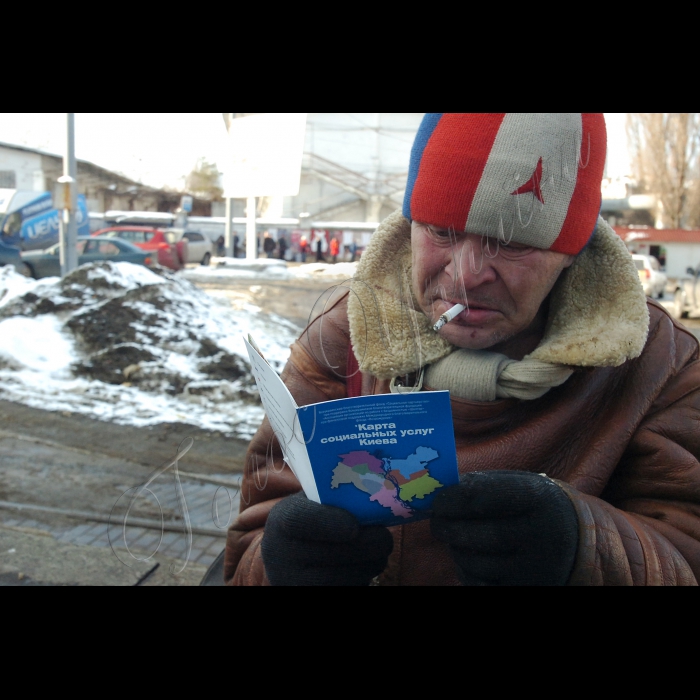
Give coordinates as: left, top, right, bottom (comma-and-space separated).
632, 254, 667, 299
167, 229, 213, 266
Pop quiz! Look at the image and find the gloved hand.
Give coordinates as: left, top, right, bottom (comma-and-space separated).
431, 471, 579, 586
261, 492, 394, 586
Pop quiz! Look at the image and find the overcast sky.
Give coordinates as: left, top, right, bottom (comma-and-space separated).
0, 113, 228, 190
0, 113, 631, 191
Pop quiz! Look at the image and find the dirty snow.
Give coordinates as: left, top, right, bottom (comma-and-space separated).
183, 258, 358, 284
0, 262, 300, 438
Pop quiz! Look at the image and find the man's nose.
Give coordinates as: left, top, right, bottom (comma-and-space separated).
443, 234, 499, 289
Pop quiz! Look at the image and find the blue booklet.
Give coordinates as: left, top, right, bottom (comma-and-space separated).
245, 336, 459, 527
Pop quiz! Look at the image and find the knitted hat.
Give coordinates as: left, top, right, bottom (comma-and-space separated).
403, 113, 607, 256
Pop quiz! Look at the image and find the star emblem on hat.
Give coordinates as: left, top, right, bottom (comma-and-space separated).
511, 157, 545, 204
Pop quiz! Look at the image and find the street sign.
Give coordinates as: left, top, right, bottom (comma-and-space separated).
180, 195, 193, 213
54, 176, 76, 211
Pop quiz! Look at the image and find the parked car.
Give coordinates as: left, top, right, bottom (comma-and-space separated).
671, 263, 700, 319
91, 226, 187, 271
166, 229, 213, 266
21, 237, 153, 279
632, 254, 667, 299
0, 237, 28, 275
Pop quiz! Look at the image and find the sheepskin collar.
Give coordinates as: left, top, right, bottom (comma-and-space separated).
347, 210, 650, 380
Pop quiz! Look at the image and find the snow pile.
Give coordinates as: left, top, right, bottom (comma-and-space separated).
184, 258, 290, 282
0, 315, 75, 372
290, 262, 358, 280
0, 263, 299, 437
183, 259, 358, 283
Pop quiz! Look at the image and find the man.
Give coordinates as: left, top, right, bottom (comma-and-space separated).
329, 235, 340, 264
299, 235, 309, 263
263, 231, 276, 259
313, 230, 327, 262
349, 239, 357, 263
225, 113, 700, 586
278, 234, 288, 261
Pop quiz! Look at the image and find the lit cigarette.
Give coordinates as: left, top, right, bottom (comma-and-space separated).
433, 304, 466, 332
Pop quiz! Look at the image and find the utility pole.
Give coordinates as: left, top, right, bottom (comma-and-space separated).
222, 113, 237, 258
224, 197, 233, 258
246, 196, 257, 261
223, 113, 258, 260
58, 113, 78, 277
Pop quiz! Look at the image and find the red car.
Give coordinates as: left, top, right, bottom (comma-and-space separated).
92, 226, 187, 271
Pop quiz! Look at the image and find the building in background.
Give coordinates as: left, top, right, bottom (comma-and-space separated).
614, 226, 700, 280
293, 113, 423, 223
0, 142, 212, 215
215, 113, 424, 224
212, 113, 424, 259
600, 175, 659, 228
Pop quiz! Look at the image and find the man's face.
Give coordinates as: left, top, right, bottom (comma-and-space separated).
411, 222, 575, 355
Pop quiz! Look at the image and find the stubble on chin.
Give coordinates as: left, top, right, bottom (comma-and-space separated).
441, 322, 515, 351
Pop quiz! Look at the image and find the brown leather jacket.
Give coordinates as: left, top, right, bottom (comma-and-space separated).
225, 293, 700, 586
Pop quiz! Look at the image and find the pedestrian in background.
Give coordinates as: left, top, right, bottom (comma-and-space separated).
313, 230, 327, 262
263, 231, 276, 259
329, 235, 339, 264
299, 236, 309, 263
216, 235, 225, 257
278, 235, 288, 261
349, 239, 358, 263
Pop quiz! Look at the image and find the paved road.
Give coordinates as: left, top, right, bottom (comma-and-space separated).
0, 409, 243, 585
194, 275, 350, 330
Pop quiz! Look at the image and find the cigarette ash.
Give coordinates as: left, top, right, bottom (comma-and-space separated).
0, 263, 298, 437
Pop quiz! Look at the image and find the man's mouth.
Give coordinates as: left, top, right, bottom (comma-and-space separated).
435, 300, 500, 324
439, 299, 499, 313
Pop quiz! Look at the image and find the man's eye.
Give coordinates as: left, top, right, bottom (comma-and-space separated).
427, 226, 452, 239
502, 241, 533, 252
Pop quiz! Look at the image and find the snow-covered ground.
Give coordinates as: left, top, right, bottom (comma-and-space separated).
183, 258, 358, 283
0, 262, 303, 438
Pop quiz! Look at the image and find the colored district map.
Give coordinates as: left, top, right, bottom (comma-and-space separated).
330, 446, 443, 518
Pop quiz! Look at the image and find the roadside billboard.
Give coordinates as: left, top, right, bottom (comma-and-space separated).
222, 113, 307, 198
0, 190, 90, 250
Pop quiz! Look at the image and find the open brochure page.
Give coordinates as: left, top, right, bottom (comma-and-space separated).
296, 391, 459, 527
244, 337, 320, 503
245, 336, 459, 526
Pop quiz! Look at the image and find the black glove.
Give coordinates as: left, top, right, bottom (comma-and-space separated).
261, 493, 394, 586
431, 471, 579, 586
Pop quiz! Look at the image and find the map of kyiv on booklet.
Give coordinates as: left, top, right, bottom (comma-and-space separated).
245, 336, 460, 527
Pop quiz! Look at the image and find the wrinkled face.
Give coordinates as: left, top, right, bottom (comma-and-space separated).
411, 222, 575, 356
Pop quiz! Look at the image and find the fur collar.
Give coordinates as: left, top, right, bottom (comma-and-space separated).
347, 211, 649, 380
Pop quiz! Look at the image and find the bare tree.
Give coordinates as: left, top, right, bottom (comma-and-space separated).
185, 158, 223, 201
627, 113, 700, 228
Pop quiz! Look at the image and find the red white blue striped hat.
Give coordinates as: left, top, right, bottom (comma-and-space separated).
403, 113, 607, 256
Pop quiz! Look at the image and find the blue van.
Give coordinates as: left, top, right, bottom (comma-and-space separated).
0, 189, 90, 252
0, 237, 24, 274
